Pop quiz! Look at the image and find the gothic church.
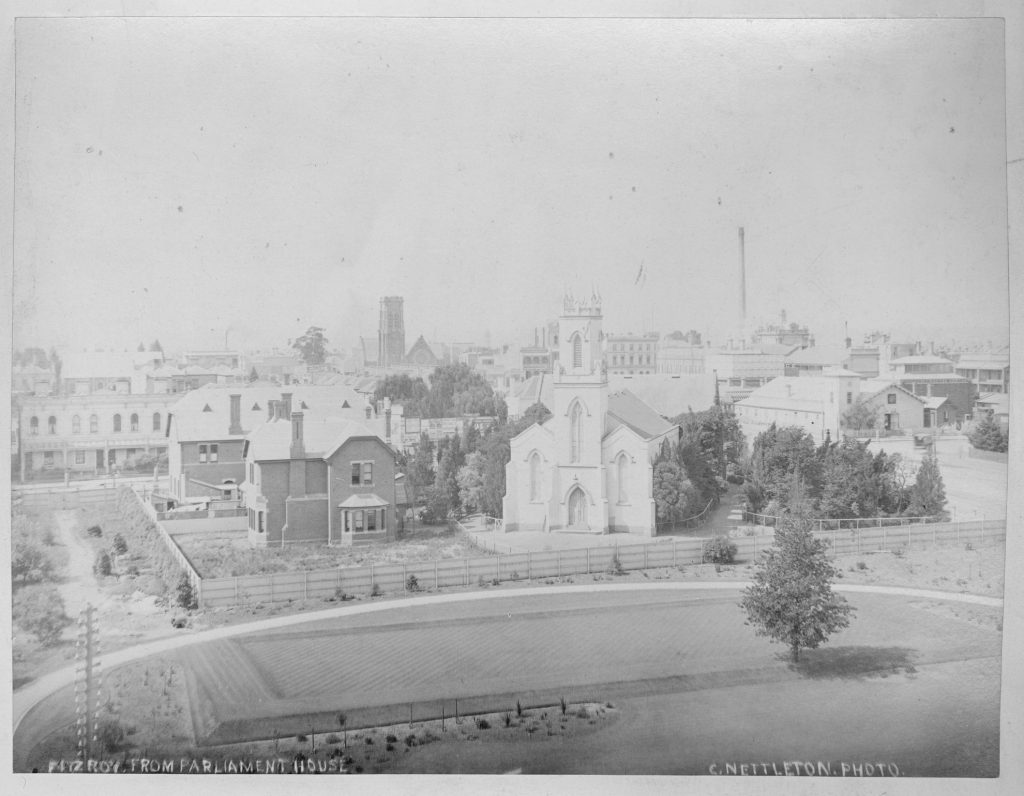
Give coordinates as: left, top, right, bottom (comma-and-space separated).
502, 293, 677, 535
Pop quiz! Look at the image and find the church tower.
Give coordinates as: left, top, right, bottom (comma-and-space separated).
549, 289, 610, 531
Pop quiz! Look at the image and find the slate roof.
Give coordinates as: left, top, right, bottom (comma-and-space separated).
169, 384, 367, 442
246, 415, 382, 461
607, 373, 716, 419
605, 390, 675, 440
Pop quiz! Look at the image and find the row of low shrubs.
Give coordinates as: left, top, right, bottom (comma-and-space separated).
114, 488, 195, 608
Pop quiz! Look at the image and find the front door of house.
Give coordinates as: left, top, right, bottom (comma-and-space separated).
568, 488, 587, 529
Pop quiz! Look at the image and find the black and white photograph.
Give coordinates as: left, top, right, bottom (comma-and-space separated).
4, 1, 1022, 792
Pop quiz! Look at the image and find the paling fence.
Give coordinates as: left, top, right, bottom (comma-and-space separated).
196, 518, 1005, 609
13, 485, 121, 510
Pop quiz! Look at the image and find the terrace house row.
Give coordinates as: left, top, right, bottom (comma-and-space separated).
14, 393, 176, 480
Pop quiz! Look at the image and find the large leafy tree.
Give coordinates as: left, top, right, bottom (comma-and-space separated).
13, 585, 71, 647
652, 459, 699, 523
673, 407, 746, 482
841, 397, 880, 430
292, 326, 329, 367
456, 452, 486, 514
904, 451, 948, 519
748, 425, 823, 509
374, 374, 429, 413
740, 509, 854, 663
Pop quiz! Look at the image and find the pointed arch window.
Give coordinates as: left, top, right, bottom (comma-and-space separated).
572, 334, 583, 369
617, 452, 629, 504
529, 452, 542, 502
570, 401, 583, 463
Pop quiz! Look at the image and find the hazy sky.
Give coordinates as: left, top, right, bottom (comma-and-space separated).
13, 16, 1009, 355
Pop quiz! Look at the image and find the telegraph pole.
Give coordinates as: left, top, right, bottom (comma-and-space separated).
75, 603, 102, 760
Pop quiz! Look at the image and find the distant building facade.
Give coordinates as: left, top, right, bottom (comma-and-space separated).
14, 393, 174, 480
604, 332, 659, 376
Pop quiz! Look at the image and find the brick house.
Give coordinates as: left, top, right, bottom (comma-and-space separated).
165, 383, 379, 503
242, 411, 399, 547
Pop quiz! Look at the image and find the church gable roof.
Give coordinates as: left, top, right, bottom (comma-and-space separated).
605, 390, 675, 440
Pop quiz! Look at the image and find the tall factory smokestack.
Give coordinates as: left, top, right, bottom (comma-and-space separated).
738, 227, 747, 332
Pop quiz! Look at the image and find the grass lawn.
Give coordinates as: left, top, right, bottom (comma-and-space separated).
173, 522, 493, 579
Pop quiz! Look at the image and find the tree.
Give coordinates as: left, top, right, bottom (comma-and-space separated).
12, 538, 58, 584
149, 339, 163, 353
94, 551, 112, 577
111, 533, 128, 556
740, 509, 854, 663
337, 713, 348, 749
674, 407, 746, 483
904, 451, 948, 519
410, 433, 436, 490
177, 574, 198, 610
248, 366, 260, 383
137, 342, 146, 352
841, 397, 880, 430
748, 425, 823, 509
652, 459, 699, 524
968, 409, 1008, 453
456, 452, 486, 514
13, 585, 71, 646
292, 326, 329, 367
433, 445, 460, 517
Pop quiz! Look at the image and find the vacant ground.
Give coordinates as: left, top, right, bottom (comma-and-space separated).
18, 586, 1002, 775
12, 502, 188, 690
173, 522, 492, 578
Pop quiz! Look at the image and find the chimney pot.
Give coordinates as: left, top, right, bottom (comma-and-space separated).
229, 393, 242, 435
290, 411, 305, 459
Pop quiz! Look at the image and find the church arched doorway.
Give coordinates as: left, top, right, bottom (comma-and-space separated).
567, 487, 588, 530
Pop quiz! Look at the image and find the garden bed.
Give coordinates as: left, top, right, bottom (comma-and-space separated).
173, 523, 494, 579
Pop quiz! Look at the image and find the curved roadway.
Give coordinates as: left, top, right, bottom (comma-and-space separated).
14, 582, 1003, 771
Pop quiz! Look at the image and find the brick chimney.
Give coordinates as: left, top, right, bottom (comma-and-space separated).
267, 400, 277, 421
290, 411, 305, 459
228, 394, 242, 435
280, 393, 292, 420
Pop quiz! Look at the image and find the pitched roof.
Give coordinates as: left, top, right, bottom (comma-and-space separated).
168, 383, 367, 442
246, 415, 383, 461
605, 390, 675, 440
784, 345, 848, 366
512, 373, 554, 413
890, 354, 955, 365
738, 376, 842, 410
607, 373, 716, 418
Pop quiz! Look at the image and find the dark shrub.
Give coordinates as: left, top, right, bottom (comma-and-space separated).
703, 536, 738, 564
94, 551, 112, 577
405, 574, 419, 592
87, 525, 103, 538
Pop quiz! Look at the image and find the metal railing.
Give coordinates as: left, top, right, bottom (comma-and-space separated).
742, 510, 948, 531
656, 498, 717, 534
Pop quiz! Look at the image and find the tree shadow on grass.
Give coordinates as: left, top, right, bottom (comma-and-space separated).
788, 646, 919, 680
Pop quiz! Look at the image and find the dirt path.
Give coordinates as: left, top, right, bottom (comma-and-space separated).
53, 509, 110, 620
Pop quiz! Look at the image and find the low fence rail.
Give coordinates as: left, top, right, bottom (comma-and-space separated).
656, 498, 717, 534
741, 511, 945, 531
195, 517, 1005, 609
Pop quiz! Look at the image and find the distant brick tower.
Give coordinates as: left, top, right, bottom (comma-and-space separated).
378, 296, 406, 367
